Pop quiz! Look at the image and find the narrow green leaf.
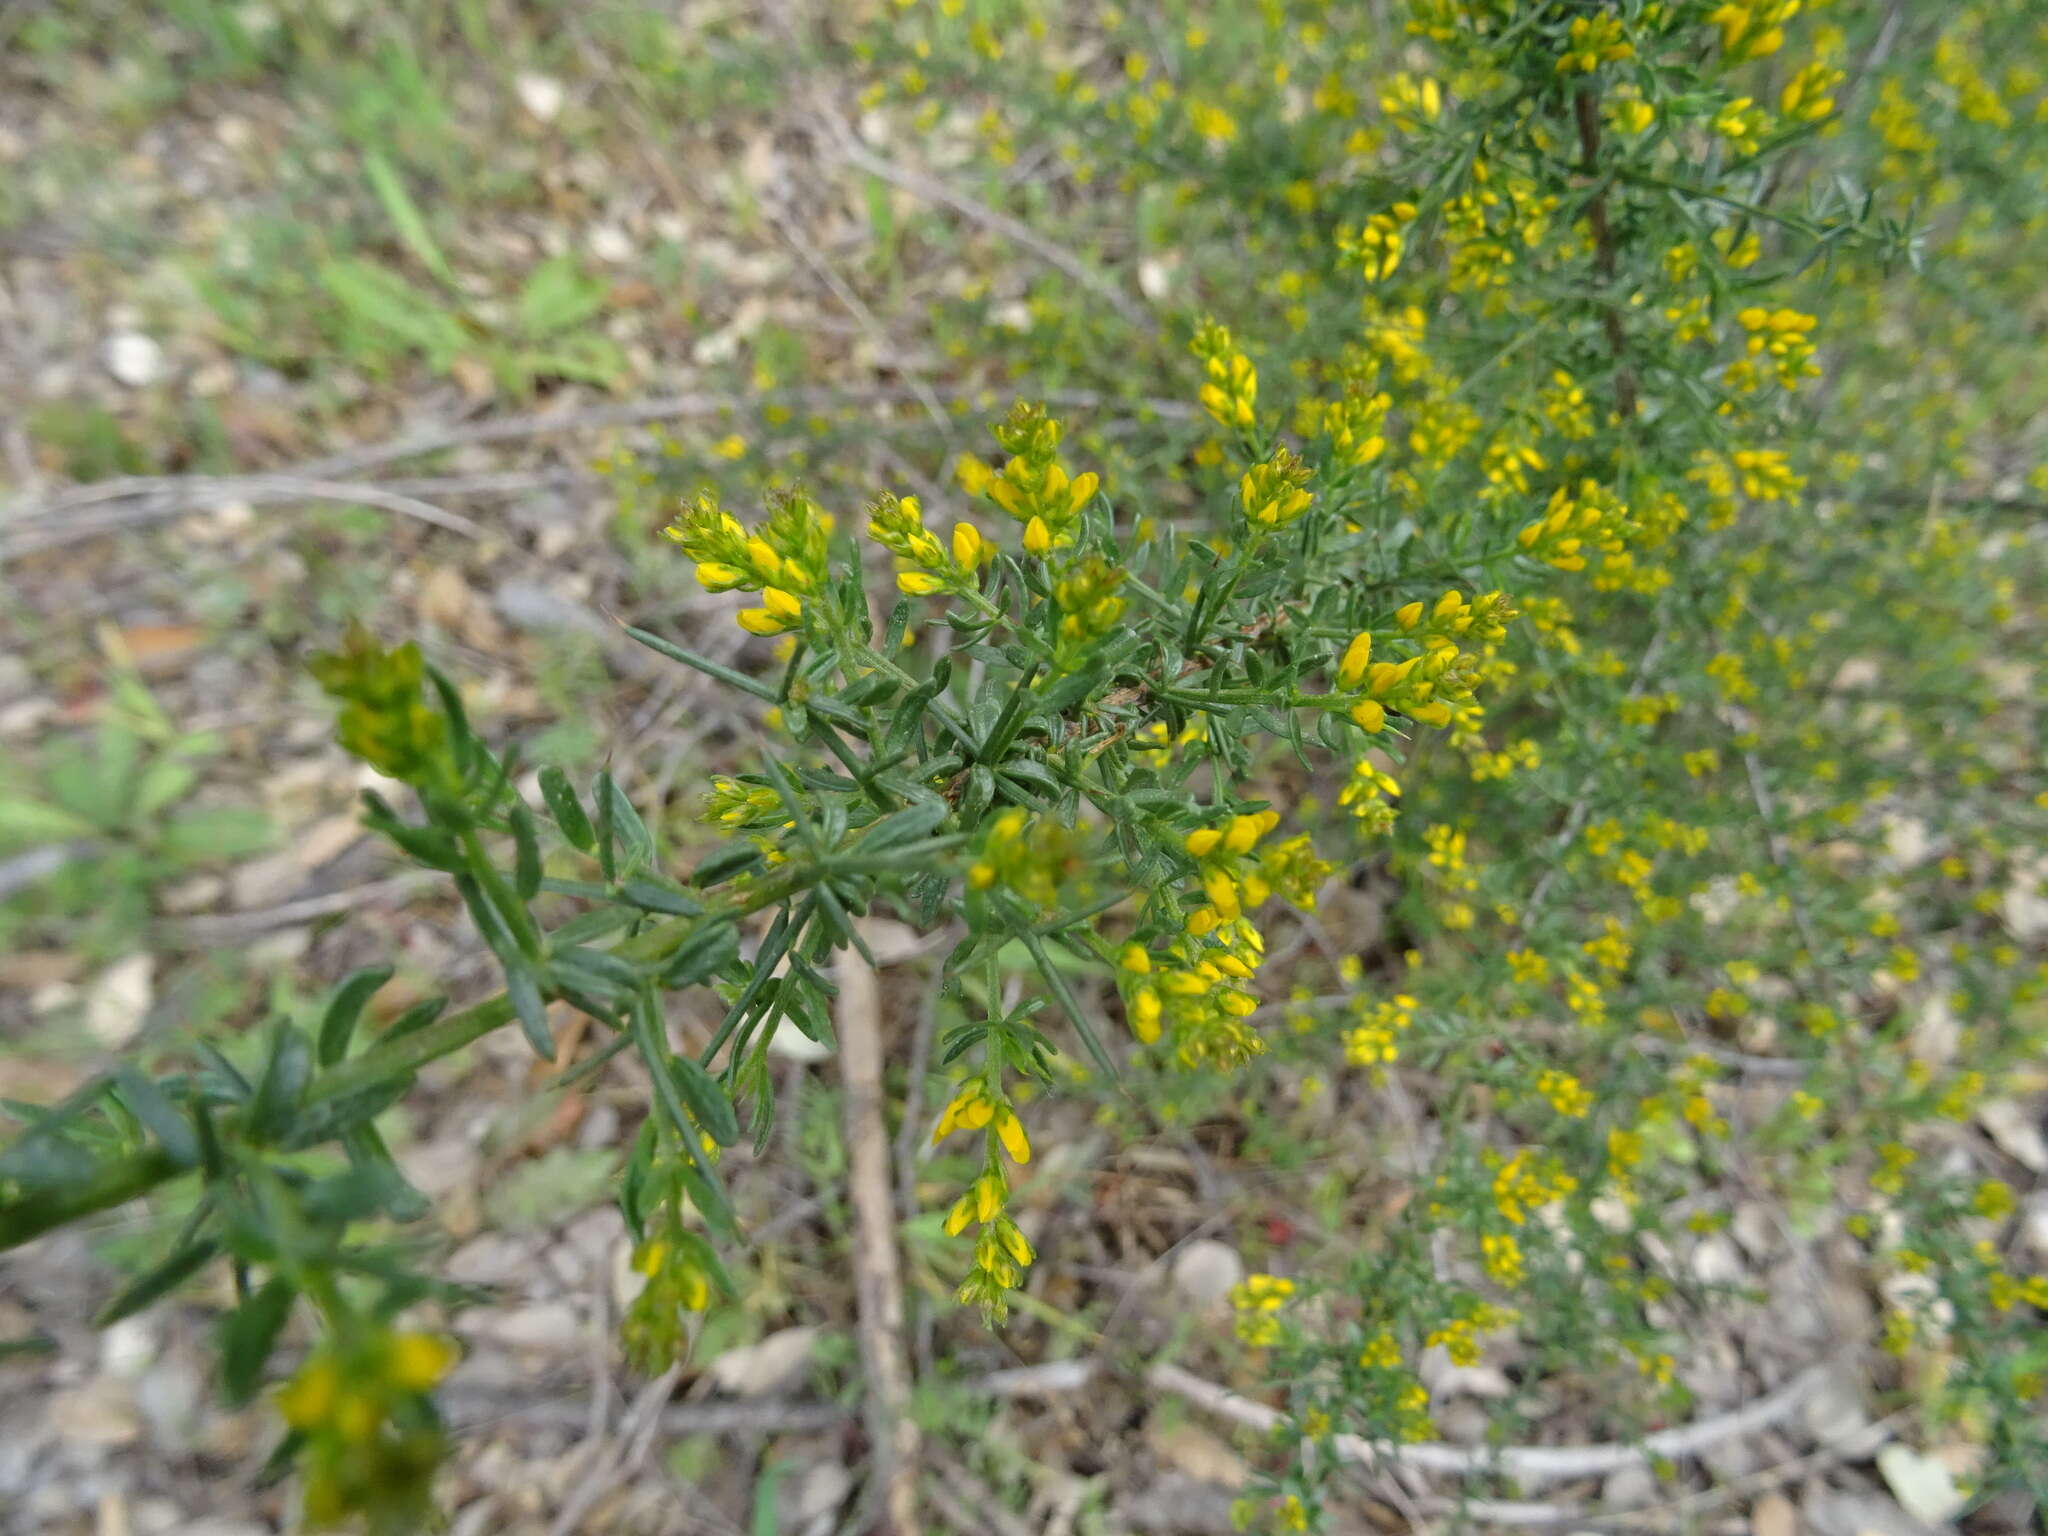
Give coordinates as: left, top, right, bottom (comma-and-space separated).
538, 766, 594, 851
317, 965, 395, 1068
507, 965, 555, 1061
595, 771, 654, 877
248, 1023, 312, 1142
1023, 931, 1116, 1081
621, 626, 778, 700
364, 149, 456, 286
510, 801, 542, 901
219, 1276, 298, 1405
691, 843, 765, 888
110, 1067, 198, 1168
662, 918, 740, 988
670, 1055, 740, 1146
95, 1234, 220, 1326
619, 876, 701, 916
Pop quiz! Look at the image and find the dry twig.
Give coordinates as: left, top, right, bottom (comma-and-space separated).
836, 924, 921, 1532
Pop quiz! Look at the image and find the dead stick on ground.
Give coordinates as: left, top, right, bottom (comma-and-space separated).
1149, 1358, 1835, 1488
837, 922, 921, 1532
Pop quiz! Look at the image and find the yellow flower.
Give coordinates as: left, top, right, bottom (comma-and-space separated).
736, 586, 803, 635
994, 1105, 1032, 1164
385, 1332, 458, 1392
278, 1357, 340, 1430
952, 522, 987, 568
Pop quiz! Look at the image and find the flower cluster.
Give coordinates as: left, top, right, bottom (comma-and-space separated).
961, 402, 1100, 556
1191, 319, 1258, 431
277, 1328, 457, 1530
1229, 1272, 1296, 1346
933, 1080, 1035, 1320
668, 490, 832, 634
866, 492, 992, 597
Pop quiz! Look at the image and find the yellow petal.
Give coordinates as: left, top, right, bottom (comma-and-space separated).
995, 1107, 1031, 1164
1337, 631, 1373, 688
952, 522, 985, 567
386, 1332, 458, 1392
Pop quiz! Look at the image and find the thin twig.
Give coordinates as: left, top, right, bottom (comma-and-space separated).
1147, 1357, 1836, 1488
2, 475, 484, 560
166, 873, 439, 942
545, 1361, 685, 1536
836, 923, 921, 1532
817, 117, 1152, 332
765, 204, 957, 444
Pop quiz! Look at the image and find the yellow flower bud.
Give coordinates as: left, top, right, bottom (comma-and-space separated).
1185, 827, 1223, 857
995, 1106, 1032, 1164
1132, 986, 1162, 1042
952, 522, 986, 568
898, 570, 945, 595
945, 1191, 977, 1235
386, 1332, 458, 1392
1119, 943, 1152, 973
1023, 516, 1052, 556
996, 1219, 1034, 1265
1352, 699, 1387, 732
278, 1358, 340, 1430
1337, 631, 1373, 689
695, 562, 748, 592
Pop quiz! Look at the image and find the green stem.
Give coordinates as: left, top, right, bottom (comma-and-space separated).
0, 1147, 182, 1252
1, 868, 812, 1254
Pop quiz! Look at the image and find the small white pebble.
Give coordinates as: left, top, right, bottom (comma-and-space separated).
103, 332, 166, 388
515, 73, 566, 123
586, 223, 634, 264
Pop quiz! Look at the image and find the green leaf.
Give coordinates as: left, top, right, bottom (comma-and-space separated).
219, 1276, 297, 1405
317, 965, 395, 1067
691, 843, 764, 888
618, 876, 702, 916
344, 1123, 429, 1223
130, 756, 200, 820
538, 766, 594, 851
318, 258, 468, 368
860, 799, 949, 852
0, 796, 96, 847
110, 1068, 198, 1167
595, 772, 655, 877
158, 806, 272, 862
1023, 931, 1115, 1081
363, 149, 456, 287
382, 994, 446, 1042
662, 918, 740, 988
247, 1022, 312, 1142
515, 254, 609, 338
670, 1054, 740, 1146
621, 626, 778, 700
510, 801, 542, 901
506, 964, 555, 1061
95, 1234, 220, 1326
633, 992, 738, 1239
